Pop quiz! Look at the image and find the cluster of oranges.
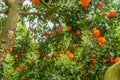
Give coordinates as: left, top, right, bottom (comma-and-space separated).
67, 26, 81, 36
92, 27, 106, 45
42, 31, 55, 37
98, 1, 103, 10
102, 10, 117, 18
80, 0, 91, 8
66, 51, 75, 59
14, 64, 24, 72
109, 55, 120, 63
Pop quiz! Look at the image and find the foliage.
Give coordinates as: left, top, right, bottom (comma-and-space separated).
1, 0, 120, 80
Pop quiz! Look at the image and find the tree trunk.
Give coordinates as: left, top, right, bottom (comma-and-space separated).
104, 62, 120, 80
0, 0, 20, 67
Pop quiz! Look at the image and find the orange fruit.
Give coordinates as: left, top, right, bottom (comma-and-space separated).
102, 59, 107, 63
93, 29, 101, 38
76, 30, 80, 35
109, 56, 115, 62
109, 10, 117, 18
33, 0, 40, 5
59, 50, 64, 54
8, 47, 13, 53
55, 57, 59, 61
67, 26, 71, 31
56, 28, 63, 33
92, 60, 97, 65
14, 54, 19, 59
50, 32, 55, 37
50, 13, 55, 18
18, 64, 23, 69
102, 12, 107, 16
114, 57, 120, 62
91, 54, 96, 59
81, 0, 91, 4
98, 1, 103, 7
46, 54, 49, 58
92, 27, 97, 32
81, 3, 89, 8
68, 53, 75, 59
36, 51, 41, 56
53, 53, 57, 58
80, 58, 83, 61
21, 77, 27, 80
21, 48, 25, 52
97, 36, 106, 44
66, 50, 71, 55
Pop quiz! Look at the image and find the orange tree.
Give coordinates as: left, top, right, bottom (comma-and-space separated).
0, 0, 120, 80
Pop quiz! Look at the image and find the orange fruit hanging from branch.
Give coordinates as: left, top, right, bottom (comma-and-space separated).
76, 30, 81, 36
33, 0, 40, 5
92, 29, 101, 38
98, 1, 103, 7
80, 0, 91, 8
97, 36, 106, 44
109, 10, 117, 18
67, 26, 71, 32
8, 47, 13, 53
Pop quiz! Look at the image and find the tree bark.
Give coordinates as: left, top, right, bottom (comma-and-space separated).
0, 0, 20, 67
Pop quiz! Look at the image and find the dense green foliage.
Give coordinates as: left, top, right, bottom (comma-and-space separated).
0, 0, 120, 80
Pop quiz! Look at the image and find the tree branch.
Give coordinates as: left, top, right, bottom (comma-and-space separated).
0, 10, 7, 14
19, 11, 41, 16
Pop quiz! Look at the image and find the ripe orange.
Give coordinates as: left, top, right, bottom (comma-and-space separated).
93, 29, 101, 38
76, 30, 80, 35
91, 54, 96, 59
66, 50, 71, 55
109, 56, 115, 62
81, 0, 91, 8
53, 53, 57, 58
50, 13, 55, 18
102, 12, 107, 16
81, 3, 89, 8
59, 50, 64, 54
68, 53, 75, 59
92, 27, 97, 32
67, 26, 71, 31
21, 48, 25, 52
14, 54, 19, 59
109, 10, 117, 18
45, 54, 49, 58
97, 36, 106, 44
50, 32, 55, 37
56, 28, 63, 33
36, 51, 41, 56
81, 0, 91, 4
80, 58, 83, 61
21, 77, 27, 80
98, 1, 103, 7
92, 60, 97, 65
8, 47, 13, 53
33, 0, 40, 5
18, 64, 23, 69
114, 57, 120, 62
55, 57, 59, 61
102, 59, 107, 63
